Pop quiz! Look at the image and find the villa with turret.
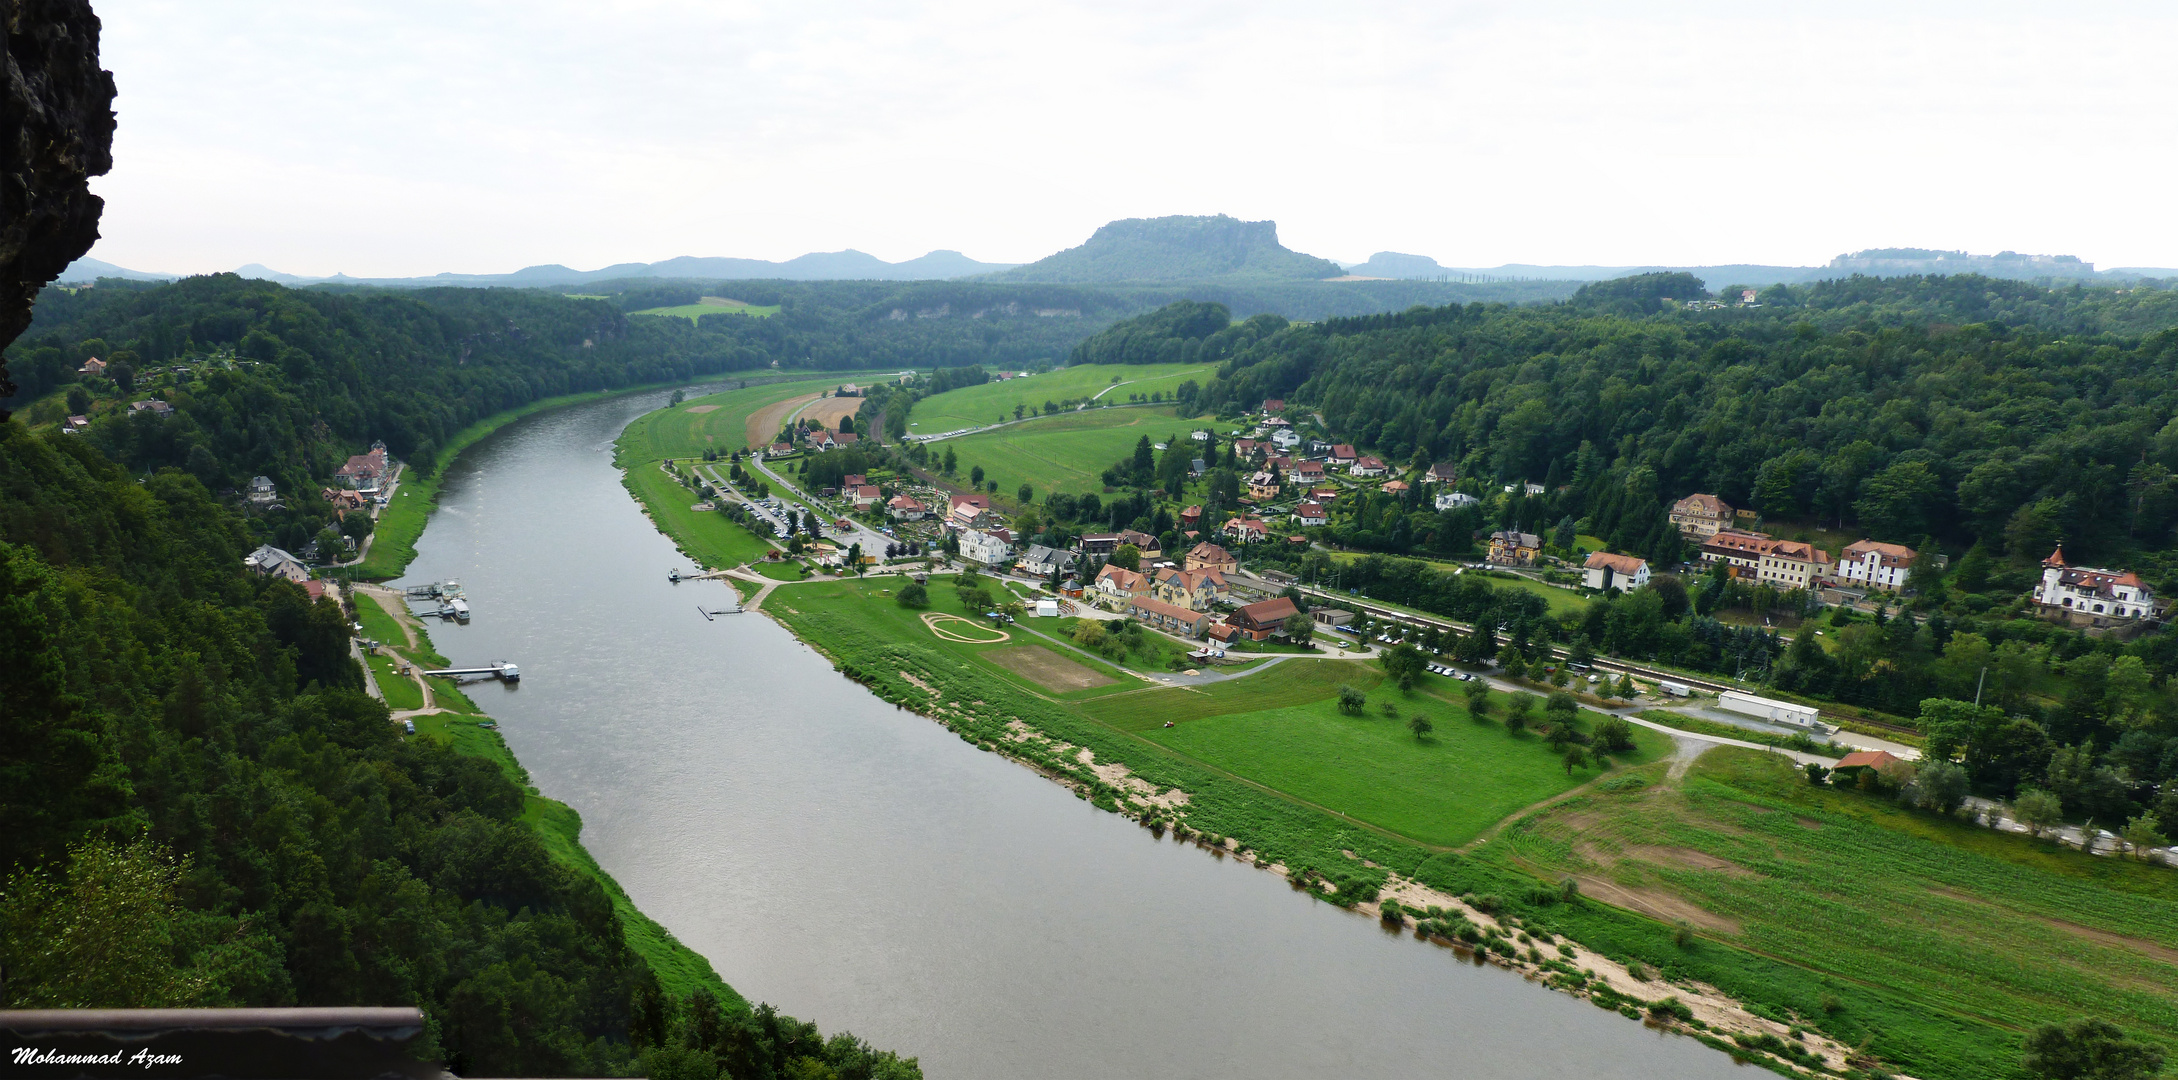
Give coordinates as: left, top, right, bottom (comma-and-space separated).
2032, 548, 2158, 633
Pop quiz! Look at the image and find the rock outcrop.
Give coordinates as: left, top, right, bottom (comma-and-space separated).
1, 0, 115, 410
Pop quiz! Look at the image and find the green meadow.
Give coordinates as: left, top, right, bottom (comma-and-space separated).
906, 363, 1214, 432
617, 373, 892, 463
939, 406, 1187, 498
629, 297, 781, 323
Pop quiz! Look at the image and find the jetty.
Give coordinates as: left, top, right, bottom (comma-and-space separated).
421, 661, 520, 682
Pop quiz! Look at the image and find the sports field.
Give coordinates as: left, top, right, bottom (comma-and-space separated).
629, 297, 781, 323
906, 363, 1214, 432
939, 407, 1187, 498
616, 375, 889, 463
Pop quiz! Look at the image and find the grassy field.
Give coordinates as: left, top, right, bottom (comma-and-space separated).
622, 463, 777, 570
940, 407, 1187, 498
355, 591, 408, 647
616, 375, 889, 463
773, 576, 1144, 699
366, 651, 423, 710
629, 297, 781, 323
906, 363, 1214, 432
1476, 748, 2178, 1078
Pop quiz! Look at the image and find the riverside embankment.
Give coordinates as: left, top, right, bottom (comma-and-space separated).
391, 386, 1757, 1079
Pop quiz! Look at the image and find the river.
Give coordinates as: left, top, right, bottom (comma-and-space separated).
393, 390, 1747, 1079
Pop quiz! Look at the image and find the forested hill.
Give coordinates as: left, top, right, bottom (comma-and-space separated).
1087, 275, 2178, 572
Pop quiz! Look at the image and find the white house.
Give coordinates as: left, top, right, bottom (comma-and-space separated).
1293, 501, 1327, 527
1582, 551, 1650, 591
1837, 539, 1915, 591
959, 528, 1014, 567
2033, 548, 2156, 625
243, 544, 311, 583
1021, 544, 1076, 578
1270, 428, 1301, 450
1434, 490, 1479, 511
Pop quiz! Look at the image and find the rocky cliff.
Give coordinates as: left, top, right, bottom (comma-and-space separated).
1, 0, 114, 411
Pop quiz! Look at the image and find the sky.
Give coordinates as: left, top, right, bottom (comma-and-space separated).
85, 0, 2178, 278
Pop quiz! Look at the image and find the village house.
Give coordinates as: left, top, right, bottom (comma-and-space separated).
887, 494, 928, 520
1270, 428, 1302, 451
768, 441, 793, 457
247, 475, 278, 504
335, 445, 390, 494
1261, 398, 1285, 414
1435, 490, 1479, 511
1327, 444, 1357, 468
1021, 544, 1077, 578
1757, 540, 1832, 590
1222, 517, 1270, 544
832, 431, 859, 448
63, 414, 90, 433
1487, 530, 1542, 566
1700, 529, 1780, 577
1231, 438, 1264, 461
1247, 471, 1281, 501
1127, 595, 1215, 638
1077, 533, 1120, 556
1154, 566, 1230, 610
1831, 749, 1903, 784
1092, 564, 1151, 610
322, 487, 367, 512
1115, 529, 1163, 560
1837, 540, 1915, 591
1311, 607, 1355, 629
842, 473, 867, 487
1293, 501, 1327, 527
1382, 480, 1410, 496
1185, 540, 1237, 574
949, 492, 994, 529
130, 399, 175, 418
1179, 505, 1203, 530
1350, 456, 1387, 478
1288, 460, 1326, 485
1190, 458, 1207, 477
1222, 596, 1301, 641
1670, 493, 1736, 539
243, 543, 310, 583
78, 356, 106, 376
959, 528, 1014, 568
1426, 462, 1459, 485
1309, 487, 1339, 503
2033, 548, 2158, 628
1583, 551, 1651, 591
848, 484, 882, 510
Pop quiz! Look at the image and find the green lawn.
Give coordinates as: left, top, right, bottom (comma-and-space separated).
1487, 571, 1590, 616
939, 407, 1186, 498
629, 298, 780, 323
367, 651, 423, 710
621, 463, 777, 570
1142, 684, 1671, 848
355, 591, 407, 647
615, 373, 894, 463
907, 363, 1215, 432
1483, 748, 2178, 1079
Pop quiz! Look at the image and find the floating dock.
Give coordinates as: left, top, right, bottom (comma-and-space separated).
421, 661, 520, 682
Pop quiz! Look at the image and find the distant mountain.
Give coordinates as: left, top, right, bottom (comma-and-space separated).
1342, 252, 1449, 278
993, 215, 1345, 284
62, 250, 1021, 288
56, 256, 175, 282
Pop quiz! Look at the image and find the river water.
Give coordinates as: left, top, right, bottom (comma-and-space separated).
394, 391, 1745, 1079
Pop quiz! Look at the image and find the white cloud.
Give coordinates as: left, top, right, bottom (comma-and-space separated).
86, 0, 2178, 277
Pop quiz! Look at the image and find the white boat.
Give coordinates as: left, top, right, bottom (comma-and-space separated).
449, 598, 470, 620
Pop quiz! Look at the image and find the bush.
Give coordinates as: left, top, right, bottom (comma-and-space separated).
1593, 716, 1637, 755
895, 582, 929, 608
1336, 684, 1367, 715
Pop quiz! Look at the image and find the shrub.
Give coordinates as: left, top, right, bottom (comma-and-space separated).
1336, 684, 1367, 715
1593, 717, 1637, 755
895, 582, 929, 608
1673, 920, 1696, 948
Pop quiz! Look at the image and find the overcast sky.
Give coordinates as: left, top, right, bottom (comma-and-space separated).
85, 0, 2178, 278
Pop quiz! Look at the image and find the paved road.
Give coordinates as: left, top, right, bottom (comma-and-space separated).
745, 453, 896, 557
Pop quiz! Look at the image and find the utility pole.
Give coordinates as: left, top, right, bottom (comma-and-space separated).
1974, 664, 1987, 707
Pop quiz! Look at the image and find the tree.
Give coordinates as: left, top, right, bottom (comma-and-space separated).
1561, 745, 1589, 775
1408, 713, 1434, 740
2014, 788, 2064, 839
1336, 684, 1367, 715
846, 542, 863, 577
1384, 643, 1426, 690
942, 447, 957, 475
1804, 763, 1831, 785
1109, 543, 1141, 571
895, 582, 929, 608
2121, 813, 2167, 861
2022, 1018, 2165, 1080
1463, 678, 1491, 717
1497, 645, 1527, 681
1593, 716, 1637, 755
1018, 483, 1033, 504
1282, 612, 1314, 644
1505, 693, 1536, 733
970, 464, 985, 486
1545, 690, 1578, 726
1614, 673, 1638, 698
1903, 759, 1969, 814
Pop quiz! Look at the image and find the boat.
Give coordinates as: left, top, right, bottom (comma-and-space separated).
669, 568, 681, 582
491, 662, 519, 682
449, 597, 470, 620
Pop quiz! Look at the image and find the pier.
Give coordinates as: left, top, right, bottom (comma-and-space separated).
421, 661, 520, 682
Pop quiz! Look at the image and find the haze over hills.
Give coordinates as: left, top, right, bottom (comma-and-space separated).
57, 248, 1022, 287
991, 215, 1346, 284
1342, 248, 2178, 285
